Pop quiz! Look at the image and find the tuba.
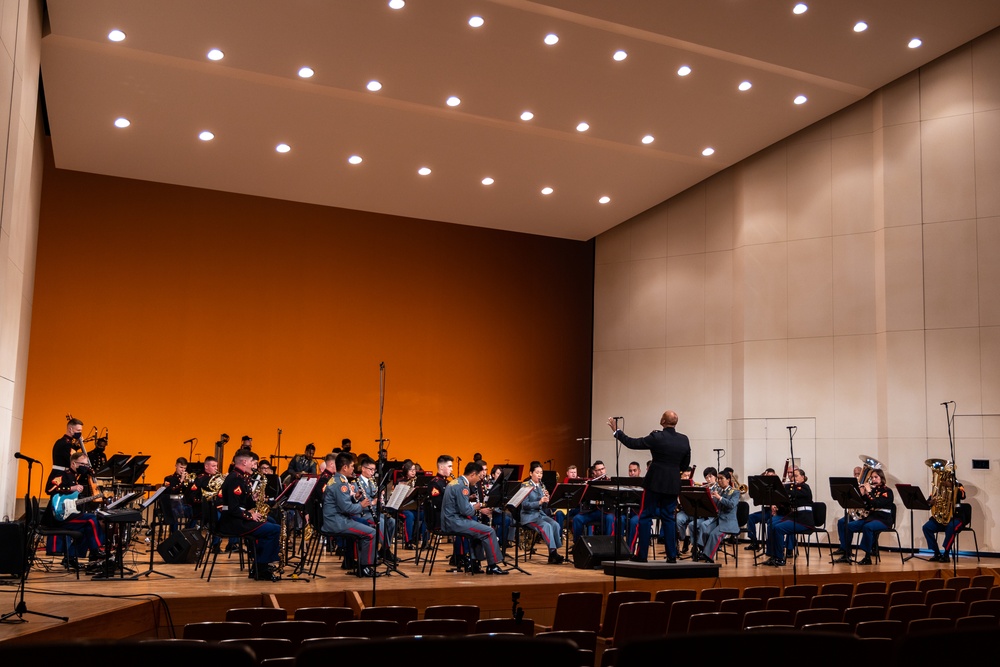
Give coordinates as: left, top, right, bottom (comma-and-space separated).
850, 455, 884, 520
926, 458, 957, 525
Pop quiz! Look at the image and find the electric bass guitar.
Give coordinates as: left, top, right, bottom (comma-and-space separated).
51, 491, 103, 521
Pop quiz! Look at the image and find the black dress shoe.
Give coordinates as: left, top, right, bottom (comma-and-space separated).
762, 557, 777, 566
857, 556, 872, 565
665, 557, 677, 564
468, 560, 484, 575
403, 543, 415, 550
681, 537, 690, 553
380, 550, 399, 564
770, 559, 785, 567
486, 564, 509, 575
548, 552, 565, 564
744, 544, 759, 551
359, 566, 381, 577
629, 555, 647, 563
834, 556, 852, 564
831, 548, 845, 556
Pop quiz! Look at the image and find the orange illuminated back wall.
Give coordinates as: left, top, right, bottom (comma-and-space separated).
19, 145, 594, 492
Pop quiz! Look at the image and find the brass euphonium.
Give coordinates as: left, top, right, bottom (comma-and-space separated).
926, 458, 957, 526
202, 473, 225, 500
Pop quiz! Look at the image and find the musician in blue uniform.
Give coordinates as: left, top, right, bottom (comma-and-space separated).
922, 478, 967, 563
764, 469, 814, 567
518, 461, 564, 564
218, 451, 281, 581
322, 452, 381, 577
694, 470, 740, 563
356, 455, 397, 562
835, 469, 894, 565
46, 451, 105, 560
441, 461, 508, 575
571, 461, 615, 539
744, 468, 777, 551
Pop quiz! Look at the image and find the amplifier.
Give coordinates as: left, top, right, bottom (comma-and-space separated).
157, 528, 206, 564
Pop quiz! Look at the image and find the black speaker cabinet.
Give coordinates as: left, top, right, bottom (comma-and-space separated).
0, 521, 26, 575
572, 534, 630, 569
157, 527, 206, 564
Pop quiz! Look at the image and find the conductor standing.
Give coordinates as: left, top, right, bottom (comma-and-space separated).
608, 410, 691, 563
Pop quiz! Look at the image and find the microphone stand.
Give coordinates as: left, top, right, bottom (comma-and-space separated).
943, 402, 958, 576
786, 426, 798, 585
611, 417, 623, 591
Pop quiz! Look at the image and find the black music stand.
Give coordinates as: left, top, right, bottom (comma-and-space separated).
548, 480, 585, 563
116, 455, 151, 486
678, 487, 718, 562
124, 487, 171, 580
895, 483, 933, 562
747, 475, 787, 566
405, 473, 433, 565
501, 481, 531, 575
829, 477, 867, 564
590, 477, 643, 556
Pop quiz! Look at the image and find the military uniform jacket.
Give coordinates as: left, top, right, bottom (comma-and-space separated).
781, 482, 814, 527
425, 474, 450, 528
864, 484, 894, 524
441, 476, 477, 532
322, 473, 365, 533
714, 486, 740, 534
217, 471, 262, 535
519, 482, 548, 525
614, 427, 692, 495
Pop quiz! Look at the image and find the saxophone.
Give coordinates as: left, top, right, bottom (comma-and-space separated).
927, 458, 957, 525
251, 473, 270, 519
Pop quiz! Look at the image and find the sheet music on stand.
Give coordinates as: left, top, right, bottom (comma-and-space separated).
385, 483, 413, 512
105, 491, 142, 510
288, 477, 319, 505
506, 484, 533, 509
141, 485, 168, 510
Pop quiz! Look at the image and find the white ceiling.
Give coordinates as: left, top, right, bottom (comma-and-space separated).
40, 1, 1000, 241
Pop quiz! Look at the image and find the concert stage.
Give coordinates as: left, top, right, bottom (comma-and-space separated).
602, 560, 721, 580
0, 543, 996, 645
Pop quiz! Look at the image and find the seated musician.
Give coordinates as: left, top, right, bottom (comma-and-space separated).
355, 455, 397, 563
518, 461, 564, 564
322, 452, 381, 577
395, 460, 424, 549
160, 457, 193, 534
835, 469, 894, 565
441, 461, 508, 575
194, 456, 231, 553
482, 463, 512, 546
744, 468, 777, 551
571, 461, 614, 539
922, 478, 967, 563
46, 451, 105, 563
763, 468, 814, 567
258, 460, 283, 504
678, 467, 715, 553
426, 454, 472, 569
282, 443, 317, 484
693, 470, 739, 563
217, 451, 281, 581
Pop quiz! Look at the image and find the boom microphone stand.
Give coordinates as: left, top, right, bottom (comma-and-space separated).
786, 425, 798, 585
942, 401, 959, 576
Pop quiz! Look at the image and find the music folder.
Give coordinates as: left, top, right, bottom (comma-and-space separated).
506, 484, 533, 509
385, 482, 413, 512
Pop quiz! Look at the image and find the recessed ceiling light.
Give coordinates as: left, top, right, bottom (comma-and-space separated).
641, 135, 654, 144
298, 67, 315, 78
702, 147, 715, 157
677, 65, 692, 77
576, 122, 590, 132
417, 167, 432, 176
853, 21, 868, 33
544, 33, 559, 46
599, 196, 611, 204
198, 131, 215, 141
108, 29, 126, 42
739, 81, 752, 91
113, 117, 130, 128
908, 37, 922, 49
541, 187, 554, 195
482, 177, 495, 185
469, 16, 484, 28
520, 111, 534, 121
388, 0, 405, 9
367, 80, 383, 92
276, 143, 291, 153
207, 48, 224, 61
348, 155, 363, 165
793, 3, 808, 15
793, 95, 808, 105
613, 50, 627, 62
446, 96, 461, 107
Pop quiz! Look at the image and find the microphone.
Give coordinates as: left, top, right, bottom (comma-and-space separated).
940, 401, 955, 406
183, 438, 196, 444
14, 452, 40, 464
543, 459, 554, 464
712, 448, 724, 453
786, 426, 795, 431
612, 416, 623, 420
576, 437, 590, 442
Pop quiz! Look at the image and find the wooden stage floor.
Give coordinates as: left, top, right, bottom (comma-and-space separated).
1, 542, 997, 645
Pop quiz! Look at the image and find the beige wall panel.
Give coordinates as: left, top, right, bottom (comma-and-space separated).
972, 29, 1000, 112
705, 171, 735, 252
974, 109, 1000, 218
924, 327, 982, 439
593, 261, 630, 351
592, 348, 630, 439
884, 330, 928, 438
832, 132, 876, 235
883, 224, 925, 332
832, 232, 877, 336
785, 117, 832, 147
665, 253, 705, 347
705, 251, 733, 345
923, 218, 979, 330
595, 220, 629, 265
664, 343, 732, 441
628, 204, 668, 261
667, 185, 707, 257
742, 339, 788, 418
787, 336, 835, 438
977, 217, 1000, 326
881, 71, 921, 128
920, 43, 974, 120
831, 94, 875, 137
0, 258, 20, 380
626, 347, 667, 428
787, 237, 833, 339
921, 114, 977, 223
880, 122, 922, 229
736, 147, 787, 247
741, 242, 788, 341
833, 334, 878, 439
980, 326, 1000, 413
786, 139, 832, 241
629, 258, 667, 350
